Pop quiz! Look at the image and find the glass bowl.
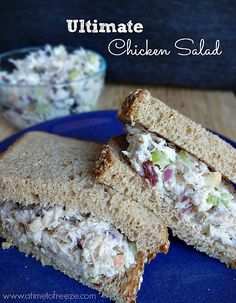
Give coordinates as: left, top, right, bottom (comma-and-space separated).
0, 46, 106, 129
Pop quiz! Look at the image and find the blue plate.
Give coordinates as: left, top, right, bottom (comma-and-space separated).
0, 110, 236, 303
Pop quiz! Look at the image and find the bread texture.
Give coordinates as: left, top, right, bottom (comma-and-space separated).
0, 131, 170, 302
0, 132, 169, 258
96, 137, 236, 268
0, 224, 144, 303
118, 89, 236, 183
96, 136, 156, 214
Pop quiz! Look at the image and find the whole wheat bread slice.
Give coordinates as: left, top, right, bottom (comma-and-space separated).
118, 89, 236, 183
95, 137, 236, 268
0, 131, 169, 303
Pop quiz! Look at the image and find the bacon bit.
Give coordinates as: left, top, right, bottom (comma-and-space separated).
181, 195, 189, 202
77, 238, 83, 249
142, 160, 158, 187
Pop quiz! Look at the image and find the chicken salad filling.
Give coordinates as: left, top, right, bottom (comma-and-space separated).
0, 45, 105, 128
123, 125, 236, 247
0, 201, 136, 283
0, 45, 101, 86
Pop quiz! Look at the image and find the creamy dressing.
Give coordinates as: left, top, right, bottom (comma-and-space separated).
124, 125, 236, 247
0, 201, 136, 283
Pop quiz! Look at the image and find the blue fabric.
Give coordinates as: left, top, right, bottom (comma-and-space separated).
0, 1, 235, 89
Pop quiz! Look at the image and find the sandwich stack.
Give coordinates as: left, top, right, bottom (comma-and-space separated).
1, 89, 236, 303
0, 131, 169, 303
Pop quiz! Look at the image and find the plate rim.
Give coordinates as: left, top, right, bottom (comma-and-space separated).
1, 110, 235, 150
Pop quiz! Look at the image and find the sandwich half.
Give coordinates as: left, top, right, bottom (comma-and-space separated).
96, 89, 236, 268
0, 131, 169, 303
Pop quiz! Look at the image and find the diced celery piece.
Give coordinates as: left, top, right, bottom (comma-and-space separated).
207, 194, 222, 205
24, 239, 33, 249
35, 87, 44, 97
35, 103, 49, 114
178, 150, 190, 165
207, 192, 230, 207
68, 70, 81, 81
129, 242, 137, 257
151, 150, 170, 168
87, 52, 97, 64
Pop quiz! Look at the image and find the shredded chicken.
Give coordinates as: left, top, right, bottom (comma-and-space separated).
124, 125, 236, 247
0, 201, 136, 283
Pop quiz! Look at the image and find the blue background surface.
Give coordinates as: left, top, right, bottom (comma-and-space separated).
0, 111, 236, 303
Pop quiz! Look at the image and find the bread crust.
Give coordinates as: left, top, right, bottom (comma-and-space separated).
95, 136, 128, 179
118, 89, 150, 123
118, 89, 236, 183
95, 143, 114, 179
96, 136, 170, 256
0, 131, 31, 161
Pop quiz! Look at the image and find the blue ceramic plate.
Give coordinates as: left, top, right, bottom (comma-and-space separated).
0, 110, 236, 303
